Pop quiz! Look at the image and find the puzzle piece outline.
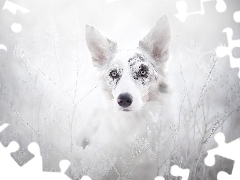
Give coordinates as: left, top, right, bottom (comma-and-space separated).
216, 28, 240, 76
175, 0, 227, 22
175, 0, 240, 78
0, 123, 92, 180
205, 132, 240, 180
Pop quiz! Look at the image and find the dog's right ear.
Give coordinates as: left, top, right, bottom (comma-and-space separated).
85, 25, 117, 68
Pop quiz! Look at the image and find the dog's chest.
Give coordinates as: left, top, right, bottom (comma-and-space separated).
89, 111, 157, 154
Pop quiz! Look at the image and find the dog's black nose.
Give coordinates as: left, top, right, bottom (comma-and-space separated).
117, 93, 133, 108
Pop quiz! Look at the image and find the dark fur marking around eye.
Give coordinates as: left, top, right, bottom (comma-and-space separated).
128, 53, 146, 67
137, 64, 149, 78
108, 68, 122, 87
109, 69, 120, 79
133, 64, 149, 79
132, 64, 149, 85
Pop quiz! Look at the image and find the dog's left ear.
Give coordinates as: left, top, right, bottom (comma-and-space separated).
85, 25, 117, 68
139, 16, 170, 65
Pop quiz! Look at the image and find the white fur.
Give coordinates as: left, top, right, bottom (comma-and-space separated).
74, 16, 174, 179
110, 49, 145, 111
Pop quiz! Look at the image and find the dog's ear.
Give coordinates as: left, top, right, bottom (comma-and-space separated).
139, 16, 170, 64
85, 25, 117, 67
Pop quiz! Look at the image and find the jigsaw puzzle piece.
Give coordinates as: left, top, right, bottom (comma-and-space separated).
215, 0, 227, 12
217, 171, 234, 180
175, 1, 188, 22
0, 124, 23, 179
220, 0, 240, 40
176, 0, 201, 14
11, 147, 34, 166
0, 123, 9, 133
175, 0, 223, 22
0, 122, 38, 167
0, 0, 30, 60
205, 132, 240, 165
0, 139, 71, 180
233, 11, 240, 23
21, 142, 70, 179
0, 44, 7, 51
175, 0, 229, 22
0, 141, 21, 177
0, 122, 35, 166
154, 176, 165, 180
0, 3, 16, 50
205, 133, 240, 179
1, 0, 30, 40
0, 0, 6, 11
59, 160, 71, 176
217, 158, 240, 180
11, 22, 22, 33
171, 165, 190, 180
174, 0, 240, 57
81, 175, 92, 180
0, 1, 64, 170
2, 0, 29, 15
22, 142, 42, 170
216, 28, 240, 75
3, 1, 30, 34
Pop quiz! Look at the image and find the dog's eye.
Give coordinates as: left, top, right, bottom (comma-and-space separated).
140, 70, 146, 76
109, 69, 119, 79
138, 65, 148, 78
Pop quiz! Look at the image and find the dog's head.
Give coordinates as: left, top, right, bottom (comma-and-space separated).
85, 16, 171, 112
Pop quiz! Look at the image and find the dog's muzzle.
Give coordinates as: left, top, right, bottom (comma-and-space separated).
117, 93, 132, 108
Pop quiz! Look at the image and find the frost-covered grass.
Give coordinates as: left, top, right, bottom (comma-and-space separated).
0, 0, 239, 179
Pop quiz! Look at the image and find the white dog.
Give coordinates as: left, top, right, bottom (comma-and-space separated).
74, 16, 175, 180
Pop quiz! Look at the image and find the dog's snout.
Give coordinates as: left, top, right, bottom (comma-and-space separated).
117, 93, 132, 108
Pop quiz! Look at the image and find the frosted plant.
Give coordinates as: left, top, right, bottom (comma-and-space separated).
0, 0, 239, 180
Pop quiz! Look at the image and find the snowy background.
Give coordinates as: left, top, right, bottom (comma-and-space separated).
0, 0, 240, 179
